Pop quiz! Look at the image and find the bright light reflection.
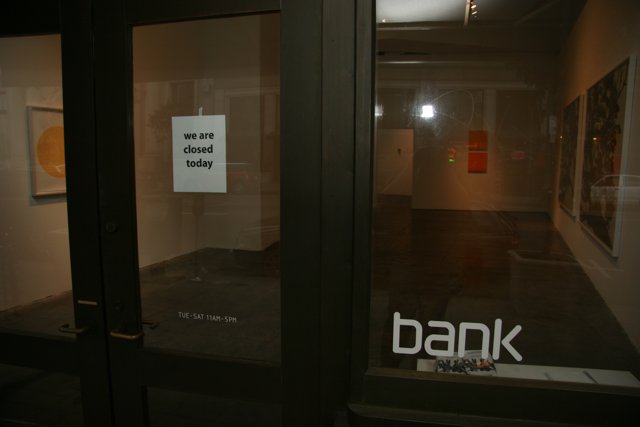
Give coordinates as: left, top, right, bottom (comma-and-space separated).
421, 104, 435, 119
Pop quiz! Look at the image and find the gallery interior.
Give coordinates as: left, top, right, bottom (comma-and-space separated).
1, 0, 640, 425
369, 0, 640, 385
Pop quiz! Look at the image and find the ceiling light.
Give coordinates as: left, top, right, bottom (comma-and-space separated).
465, 0, 479, 26
421, 104, 435, 119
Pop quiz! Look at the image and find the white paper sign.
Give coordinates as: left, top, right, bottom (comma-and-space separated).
172, 115, 227, 193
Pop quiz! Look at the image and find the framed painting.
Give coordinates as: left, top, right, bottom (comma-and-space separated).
579, 57, 636, 256
468, 151, 488, 174
558, 96, 581, 216
27, 106, 66, 197
468, 130, 488, 174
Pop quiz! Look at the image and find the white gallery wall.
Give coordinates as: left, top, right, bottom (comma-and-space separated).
375, 129, 414, 196
133, 14, 280, 268
0, 35, 71, 311
553, 0, 640, 351
376, 81, 556, 213
0, 14, 283, 311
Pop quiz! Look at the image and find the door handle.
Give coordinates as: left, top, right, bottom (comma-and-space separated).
109, 329, 144, 341
58, 323, 89, 335
142, 320, 159, 329
108, 319, 157, 340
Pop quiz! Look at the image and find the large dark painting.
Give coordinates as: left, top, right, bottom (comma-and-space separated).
579, 58, 635, 256
558, 96, 580, 216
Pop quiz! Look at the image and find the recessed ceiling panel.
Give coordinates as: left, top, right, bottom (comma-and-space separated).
377, 0, 467, 23
376, 0, 566, 24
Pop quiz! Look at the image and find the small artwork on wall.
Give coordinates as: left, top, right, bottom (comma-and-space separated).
468, 130, 488, 151
468, 130, 488, 174
27, 106, 66, 197
579, 57, 636, 256
468, 152, 488, 174
558, 96, 581, 216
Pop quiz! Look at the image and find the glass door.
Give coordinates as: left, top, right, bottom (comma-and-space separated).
4, 0, 338, 425
0, 29, 86, 426
1, 2, 112, 426
93, 0, 326, 424
133, 12, 282, 424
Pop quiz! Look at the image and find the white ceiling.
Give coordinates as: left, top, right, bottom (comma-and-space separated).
376, 0, 574, 25
376, 0, 587, 57
377, 0, 469, 23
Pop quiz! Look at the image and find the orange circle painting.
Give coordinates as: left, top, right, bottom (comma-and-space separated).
36, 126, 65, 178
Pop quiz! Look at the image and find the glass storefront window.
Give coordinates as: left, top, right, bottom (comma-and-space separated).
371, 0, 640, 388
0, 34, 74, 338
133, 14, 281, 362
0, 363, 83, 427
147, 388, 281, 427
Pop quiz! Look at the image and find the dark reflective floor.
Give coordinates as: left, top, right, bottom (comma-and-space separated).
139, 244, 281, 362
370, 195, 640, 378
0, 244, 281, 363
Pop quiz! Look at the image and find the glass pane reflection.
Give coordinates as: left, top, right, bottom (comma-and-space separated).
148, 387, 281, 427
371, 0, 640, 387
0, 34, 74, 338
0, 363, 83, 427
133, 14, 281, 362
